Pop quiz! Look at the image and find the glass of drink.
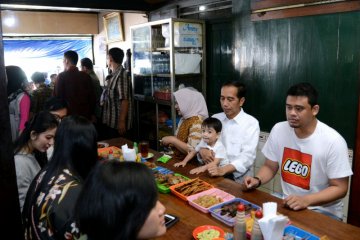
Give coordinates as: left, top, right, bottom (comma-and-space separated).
139, 140, 149, 158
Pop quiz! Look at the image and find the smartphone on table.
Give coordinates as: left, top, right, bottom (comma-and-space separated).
164, 213, 179, 228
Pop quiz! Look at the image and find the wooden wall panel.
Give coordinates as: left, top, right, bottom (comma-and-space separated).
1, 11, 98, 35
234, 1, 360, 148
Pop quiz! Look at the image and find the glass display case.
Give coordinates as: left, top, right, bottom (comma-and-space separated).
131, 18, 206, 149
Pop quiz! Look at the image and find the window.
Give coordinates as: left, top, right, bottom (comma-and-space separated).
3, 37, 93, 81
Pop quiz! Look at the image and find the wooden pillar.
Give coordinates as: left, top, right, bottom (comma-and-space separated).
348, 94, 360, 226
0, 12, 24, 239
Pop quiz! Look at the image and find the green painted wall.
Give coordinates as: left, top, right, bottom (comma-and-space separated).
231, 1, 360, 148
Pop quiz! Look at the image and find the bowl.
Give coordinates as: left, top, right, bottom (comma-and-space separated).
192, 225, 225, 240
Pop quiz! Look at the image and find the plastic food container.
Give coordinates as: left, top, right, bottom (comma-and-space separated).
209, 198, 260, 227
155, 173, 190, 194
170, 178, 213, 201
283, 225, 320, 240
187, 188, 235, 213
97, 146, 121, 159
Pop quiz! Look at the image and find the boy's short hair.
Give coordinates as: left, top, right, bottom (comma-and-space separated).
202, 117, 222, 133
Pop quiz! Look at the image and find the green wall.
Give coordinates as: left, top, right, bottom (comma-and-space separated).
231, 1, 360, 148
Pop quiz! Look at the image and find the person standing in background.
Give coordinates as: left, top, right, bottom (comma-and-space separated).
49, 73, 57, 89
43, 96, 68, 160
54, 50, 96, 120
6, 65, 31, 141
80, 57, 103, 122
30, 71, 52, 115
102, 47, 132, 138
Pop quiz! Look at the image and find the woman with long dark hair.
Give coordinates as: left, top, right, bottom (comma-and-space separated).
22, 115, 98, 239
14, 111, 58, 212
75, 161, 167, 240
6, 65, 31, 141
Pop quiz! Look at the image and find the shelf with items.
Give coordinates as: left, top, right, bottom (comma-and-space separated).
131, 18, 205, 150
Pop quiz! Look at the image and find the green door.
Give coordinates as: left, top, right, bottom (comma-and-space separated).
206, 19, 234, 115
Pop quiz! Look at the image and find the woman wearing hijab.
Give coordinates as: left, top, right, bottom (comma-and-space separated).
161, 87, 208, 160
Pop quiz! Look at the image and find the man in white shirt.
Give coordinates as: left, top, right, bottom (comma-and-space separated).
200, 81, 260, 183
244, 82, 353, 220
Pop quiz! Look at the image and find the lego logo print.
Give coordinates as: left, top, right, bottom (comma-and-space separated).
283, 159, 310, 178
281, 148, 312, 190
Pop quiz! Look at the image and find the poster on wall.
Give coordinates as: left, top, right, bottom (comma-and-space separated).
103, 12, 124, 43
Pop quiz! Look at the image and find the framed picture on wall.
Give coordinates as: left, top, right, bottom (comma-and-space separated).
103, 12, 124, 43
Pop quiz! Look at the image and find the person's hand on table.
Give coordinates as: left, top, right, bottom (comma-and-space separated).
207, 164, 223, 177
283, 195, 310, 211
198, 148, 215, 164
174, 161, 187, 168
190, 166, 207, 175
243, 176, 260, 191
161, 136, 176, 146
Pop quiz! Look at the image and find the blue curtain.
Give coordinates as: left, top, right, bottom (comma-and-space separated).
3, 38, 92, 80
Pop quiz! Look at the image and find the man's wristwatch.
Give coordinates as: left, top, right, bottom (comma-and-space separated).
253, 176, 262, 188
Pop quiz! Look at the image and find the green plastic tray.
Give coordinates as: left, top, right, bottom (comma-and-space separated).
156, 173, 190, 194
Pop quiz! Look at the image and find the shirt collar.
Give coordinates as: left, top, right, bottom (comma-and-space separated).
224, 108, 244, 124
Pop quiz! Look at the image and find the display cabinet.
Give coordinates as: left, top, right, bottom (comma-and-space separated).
131, 18, 206, 150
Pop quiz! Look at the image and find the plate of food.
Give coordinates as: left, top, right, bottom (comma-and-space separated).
192, 225, 225, 240
97, 142, 109, 148
141, 152, 154, 159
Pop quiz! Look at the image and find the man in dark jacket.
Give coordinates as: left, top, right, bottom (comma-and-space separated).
54, 50, 95, 120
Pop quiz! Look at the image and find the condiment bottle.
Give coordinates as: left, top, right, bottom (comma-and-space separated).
233, 203, 247, 240
108, 149, 114, 160
251, 210, 263, 240
133, 142, 138, 154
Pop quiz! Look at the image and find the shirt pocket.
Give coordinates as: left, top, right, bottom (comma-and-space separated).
227, 140, 242, 156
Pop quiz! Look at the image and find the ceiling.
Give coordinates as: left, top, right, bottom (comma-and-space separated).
0, 0, 172, 12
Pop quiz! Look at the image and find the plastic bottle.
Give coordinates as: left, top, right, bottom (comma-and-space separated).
251, 210, 263, 240
233, 204, 247, 240
133, 142, 138, 154
108, 149, 114, 160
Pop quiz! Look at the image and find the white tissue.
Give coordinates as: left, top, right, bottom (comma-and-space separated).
258, 202, 289, 240
263, 202, 277, 218
122, 144, 136, 161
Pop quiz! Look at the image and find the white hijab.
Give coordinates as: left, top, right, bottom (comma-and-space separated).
173, 88, 208, 119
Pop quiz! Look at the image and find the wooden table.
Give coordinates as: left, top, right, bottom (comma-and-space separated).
105, 138, 360, 239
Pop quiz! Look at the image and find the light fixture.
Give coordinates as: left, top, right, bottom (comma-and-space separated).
199, 5, 206, 11
3, 14, 16, 27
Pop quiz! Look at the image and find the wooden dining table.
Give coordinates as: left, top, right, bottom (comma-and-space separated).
105, 137, 360, 240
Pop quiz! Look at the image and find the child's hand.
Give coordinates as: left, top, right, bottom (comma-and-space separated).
174, 161, 186, 167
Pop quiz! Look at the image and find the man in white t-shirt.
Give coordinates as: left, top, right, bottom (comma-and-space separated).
199, 81, 260, 183
244, 82, 353, 220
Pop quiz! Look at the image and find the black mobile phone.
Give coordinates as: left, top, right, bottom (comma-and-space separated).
164, 213, 179, 228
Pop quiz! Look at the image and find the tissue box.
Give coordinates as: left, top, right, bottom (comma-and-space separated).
283, 225, 320, 240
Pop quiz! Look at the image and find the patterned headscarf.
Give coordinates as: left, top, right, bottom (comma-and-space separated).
173, 88, 208, 119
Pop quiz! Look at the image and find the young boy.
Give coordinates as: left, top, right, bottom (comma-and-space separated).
174, 117, 228, 174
